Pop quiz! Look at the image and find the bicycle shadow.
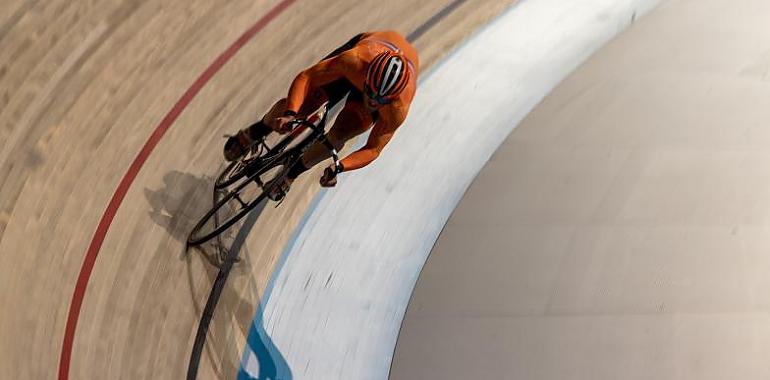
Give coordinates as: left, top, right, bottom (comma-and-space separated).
143, 169, 291, 379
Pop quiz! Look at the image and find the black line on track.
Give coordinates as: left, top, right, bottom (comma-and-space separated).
186, 199, 267, 380
407, 0, 469, 43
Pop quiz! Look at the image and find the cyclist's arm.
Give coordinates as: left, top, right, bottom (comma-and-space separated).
339, 118, 400, 172
286, 51, 360, 114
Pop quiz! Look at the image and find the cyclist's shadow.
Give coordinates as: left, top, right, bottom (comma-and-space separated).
143, 169, 215, 247
143, 169, 270, 263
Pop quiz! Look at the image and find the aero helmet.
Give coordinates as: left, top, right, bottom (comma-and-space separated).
364, 51, 410, 104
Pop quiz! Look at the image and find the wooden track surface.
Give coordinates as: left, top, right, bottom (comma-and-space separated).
0, 0, 514, 378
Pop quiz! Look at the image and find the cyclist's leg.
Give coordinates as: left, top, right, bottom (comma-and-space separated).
226, 85, 333, 160
262, 86, 333, 129
223, 99, 288, 161
241, 97, 287, 133
264, 89, 366, 200
287, 101, 373, 180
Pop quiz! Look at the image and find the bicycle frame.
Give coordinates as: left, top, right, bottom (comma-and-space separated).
242, 104, 342, 189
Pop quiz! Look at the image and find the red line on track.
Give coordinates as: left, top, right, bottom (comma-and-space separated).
57, 1, 296, 378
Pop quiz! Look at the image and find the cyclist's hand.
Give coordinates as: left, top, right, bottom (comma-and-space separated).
275, 115, 296, 134
320, 166, 338, 188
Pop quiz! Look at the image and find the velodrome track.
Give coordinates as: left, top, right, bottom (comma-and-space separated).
0, 0, 515, 378
5, 0, 768, 379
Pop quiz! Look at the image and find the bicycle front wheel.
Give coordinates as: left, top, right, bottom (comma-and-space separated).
187, 183, 266, 246
188, 154, 293, 246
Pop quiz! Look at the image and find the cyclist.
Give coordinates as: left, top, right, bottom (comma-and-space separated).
223, 30, 419, 201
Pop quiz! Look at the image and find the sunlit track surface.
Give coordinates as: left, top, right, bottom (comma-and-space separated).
394, 0, 770, 378
0, 0, 516, 379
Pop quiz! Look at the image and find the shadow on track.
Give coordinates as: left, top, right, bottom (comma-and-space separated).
143, 169, 291, 379
144, 170, 213, 246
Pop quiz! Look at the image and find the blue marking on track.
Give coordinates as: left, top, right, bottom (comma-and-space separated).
237, 190, 328, 379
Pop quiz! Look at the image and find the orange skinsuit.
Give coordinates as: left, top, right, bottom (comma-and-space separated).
265, 30, 420, 173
